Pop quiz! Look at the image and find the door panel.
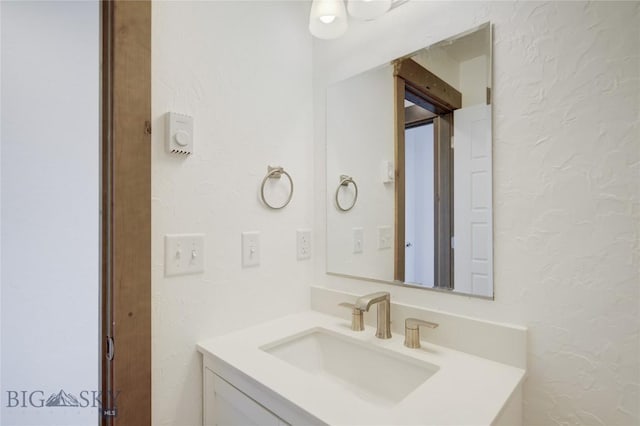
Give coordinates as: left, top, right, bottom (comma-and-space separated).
0, 2, 100, 424
453, 104, 492, 297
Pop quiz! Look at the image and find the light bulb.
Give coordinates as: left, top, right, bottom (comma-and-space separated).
309, 0, 348, 39
319, 15, 337, 24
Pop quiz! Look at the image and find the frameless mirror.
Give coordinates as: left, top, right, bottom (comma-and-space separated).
326, 23, 493, 298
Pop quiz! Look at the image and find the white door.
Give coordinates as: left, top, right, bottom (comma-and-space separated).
453, 104, 493, 297
1, 2, 100, 424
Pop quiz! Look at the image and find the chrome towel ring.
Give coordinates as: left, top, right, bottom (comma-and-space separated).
261, 166, 293, 210
335, 175, 358, 212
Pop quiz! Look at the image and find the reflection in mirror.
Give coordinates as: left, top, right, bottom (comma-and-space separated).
326, 23, 493, 298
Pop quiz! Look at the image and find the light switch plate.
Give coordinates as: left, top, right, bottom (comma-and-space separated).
297, 229, 311, 260
377, 226, 392, 249
353, 227, 364, 254
165, 234, 204, 276
242, 232, 260, 267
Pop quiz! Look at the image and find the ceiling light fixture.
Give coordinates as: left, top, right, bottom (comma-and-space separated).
309, 0, 348, 40
309, 0, 408, 39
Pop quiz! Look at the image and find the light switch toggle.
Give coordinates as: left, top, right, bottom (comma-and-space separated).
242, 232, 260, 267
297, 229, 311, 260
353, 227, 364, 254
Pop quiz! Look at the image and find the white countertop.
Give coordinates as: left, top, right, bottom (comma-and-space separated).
197, 311, 526, 426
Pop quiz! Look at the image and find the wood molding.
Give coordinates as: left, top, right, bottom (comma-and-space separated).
101, 0, 114, 422
394, 59, 462, 113
394, 76, 406, 283
404, 105, 436, 128
434, 114, 453, 289
102, 1, 151, 425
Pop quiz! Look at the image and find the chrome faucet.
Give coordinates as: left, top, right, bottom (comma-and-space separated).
355, 292, 392, 339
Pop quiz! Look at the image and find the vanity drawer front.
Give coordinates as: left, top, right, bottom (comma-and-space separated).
209, 370, 289, 426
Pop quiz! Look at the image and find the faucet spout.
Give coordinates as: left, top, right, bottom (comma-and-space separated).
354, 292, 392, 339
355, 291, 390, 312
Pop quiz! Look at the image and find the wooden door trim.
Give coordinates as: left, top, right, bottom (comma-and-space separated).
393, 76, 406, 282
101, 0, 114, 421
395, 59, 462, 113
101, 1, 151, 425
433, 114, 454, 289
394, 59, 456, 288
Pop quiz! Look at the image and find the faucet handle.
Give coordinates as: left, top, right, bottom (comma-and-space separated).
338, 302, 364, 331
404, 318, 439, 348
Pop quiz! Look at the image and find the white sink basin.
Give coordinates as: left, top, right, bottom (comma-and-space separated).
261, 328, 439, 406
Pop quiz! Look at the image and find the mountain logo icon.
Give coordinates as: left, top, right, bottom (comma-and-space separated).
45, 390, 80, 407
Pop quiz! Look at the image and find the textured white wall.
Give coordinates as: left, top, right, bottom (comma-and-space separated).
313, 2, 639, 425
152, 2, 314, 425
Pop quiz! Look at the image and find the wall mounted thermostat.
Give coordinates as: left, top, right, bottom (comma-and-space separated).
166, 112, 194, 155
381, 160, 394, 183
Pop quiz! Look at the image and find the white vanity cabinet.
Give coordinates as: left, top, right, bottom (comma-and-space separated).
204, 367, 289, 426
202, 353, 323, 426
198, 311, 526, 426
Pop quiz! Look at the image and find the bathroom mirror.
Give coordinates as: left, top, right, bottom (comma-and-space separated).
326, 23, 493, 298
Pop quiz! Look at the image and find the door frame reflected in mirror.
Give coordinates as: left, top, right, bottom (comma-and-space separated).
393, 59, 460, 290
